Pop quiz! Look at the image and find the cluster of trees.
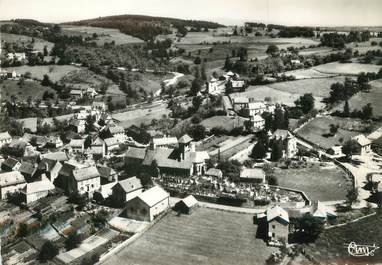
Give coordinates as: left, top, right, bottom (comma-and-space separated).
335, 101, 374, 120
278, 27, 315, 38
320, 31, 371, 49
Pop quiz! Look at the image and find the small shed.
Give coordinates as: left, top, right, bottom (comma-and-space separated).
174, 195, 198, 214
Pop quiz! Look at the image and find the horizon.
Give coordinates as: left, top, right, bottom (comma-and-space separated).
1, 0, 382, 27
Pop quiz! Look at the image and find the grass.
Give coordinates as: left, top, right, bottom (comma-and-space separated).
3, 65, 80, 82
201, 115, 247, 131
275, 162, 352, 202
103, 208, 275, 265
283, 68, 338, 79
0, 79, 56, 101
305, 212, 382, 264
296, 116, 365, 150
61, 25, 144, 45
1, 32, 54, 53
314, 62, 381, 75
334, 79, 382, 118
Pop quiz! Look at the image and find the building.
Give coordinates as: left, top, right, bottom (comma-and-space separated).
108, 126, 127, 143
69, 139, 85, 153
37, 158, 63, 183
266, 205, 289, 244
103, 137, 119, 156
327, 146, 343, 157
21, 177, 55, 204
40, 151, 69, 162
1, 157, 21, 171
246, 102, 267, 117
0, 131, 12, 147
19, 162, 37, 181
124, 186, 169, 222
97, 165, 118, 185
205, 168, 223, 179
231, 97, 249, 112
310, 201, 337, 220
0, 171, 26, 199
352, 134, 372, 156
271, 129, 298, 158
240, 168, 265, 183
250, 115, 265, 131
69, 120, 86, 134
90, 137, 104, 156
92, 101, 106, 111
46, 136, 63, 148
174, 195, 198, 214
150, 137, 178, 149
111, 177, 143, 206
69, 89, 83, 99
67, 166, 101, 195
205, 78, 226, 95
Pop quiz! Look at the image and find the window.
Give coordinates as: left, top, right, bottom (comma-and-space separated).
272, 225, 275, 229
272, 233, 275, 238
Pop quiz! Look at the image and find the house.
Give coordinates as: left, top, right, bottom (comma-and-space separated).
222, 96, 234, 114
231, 80, 245, 90
266, 205, 289, 245
0, 131, 12, 147
40, 151, 69, 162
0, 171, 26, 199
67, 166, 101, 195
38, 158, 63, 183
271, 129, 298, 158
108, 126, 127, 143
327, 146, 343, 157
18, 118, 38, 133
250, 115, 265, 131
103, 137, 119, 155
246, 102, 267, 117
69, 138, 85, 153
46, 136, 63, 148
92, 101, 106, 111
21, 177, 55, 204
69, 119, 86, 134
1, 157, 21, 171
69, 89, 83, 99
310, 201, 337, 220
90, 137, 104, 156
111, 177, 143, 206
150, 137, 178, 149
124, 147, 147, 165
97, 165, 118, 185
19, 161, 37, 181
124, 185, 169, 222
352, 134, 372, 156
240, 168, 265, 183
205, 78, 226, 95
174, 195, 198, 214
205, 168, 223, 179
7, 52, 26, 61
231, 97, 249, 111
290, 59, 301, 65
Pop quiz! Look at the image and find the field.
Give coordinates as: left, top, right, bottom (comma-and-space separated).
283, 68, 338, 79
61, 25, 144, 45
334, 79, 382, 118
1, 32, 54, 53
314, 62, 381, 75
275, 162, 352, 202
231, 77, 346, 109
296, 116, 367, 150
3, 65, 80, 82
102, 208, 275, 265
0, 79, 56, 101
305, 212, 382, 264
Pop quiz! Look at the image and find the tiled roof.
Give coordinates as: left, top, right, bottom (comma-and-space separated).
205, 168, 222, 177
142, 148, 192, 170
109, 126, 125, 134
0, 171, 25, 187
0, 131, 11, 141
240, 168, 265, 180
104, 137, 118, 147
72, 166, 100, 181
23, 178, 55, 194
178, 134, 193, 144
40, 151, 69, 162
19, 162, 36, 176
352, 134, 371, 146
2, 157, 20, 169
125, 147, 146, 160
115, 177, 142, 193
181, 195, 198, 208
152, 137, 178, 146
137, 186, 169, 207
97, 166, 117, 179
267, 205, 289, 223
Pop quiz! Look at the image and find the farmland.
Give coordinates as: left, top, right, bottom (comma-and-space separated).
61, 25, 145, 45
201, 115, 247, 131
102, 208, 275, 265
275, 162, 352, 202
0, 79, 56, 101
334, 79, 382, 118
3, 65, 80, 82
1, 32, 54, 53
283, 68, 338, 79
231, 77, 347, 109
296, 116, 368, 150
305, 212, 382, 264
313, 62, 381, 75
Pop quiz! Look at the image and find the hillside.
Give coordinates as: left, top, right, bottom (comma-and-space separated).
63, 14, 225, 41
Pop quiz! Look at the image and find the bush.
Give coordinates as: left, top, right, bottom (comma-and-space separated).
39, 241, 59, 262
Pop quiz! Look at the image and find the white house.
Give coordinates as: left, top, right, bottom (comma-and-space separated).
69, 139, 85, 153
266, 205, 289, 244
0, 171, 26, 199
124, 185, 170, 222
247, 102, 267, 117
68, 166, 101, 195
352, 134, 372, 156
21, 177, 55, 204
151, 137, 178, 149
109, 126, 127, 143
103, 137, 119, 156
251, 115, 265, 131
111, 177, 143, 206
0, 132, 12, 147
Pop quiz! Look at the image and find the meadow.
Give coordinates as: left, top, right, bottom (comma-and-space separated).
313, 62, 381, 75
0, 79, 56, 101
1, 32, 54, 53
4, 65, 80, 82
102, 208, 275, 265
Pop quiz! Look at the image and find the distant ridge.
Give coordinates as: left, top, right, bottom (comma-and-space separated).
63, 14, 225, 41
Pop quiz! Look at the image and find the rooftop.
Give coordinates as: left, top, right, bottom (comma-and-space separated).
266, 205, 289, 223
73, 166, 100, 182
115, 177, 142, 193
137, 185, 169, 207
0, 171, 26, 187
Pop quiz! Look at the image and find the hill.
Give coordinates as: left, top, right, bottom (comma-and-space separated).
63, 14, 225, 41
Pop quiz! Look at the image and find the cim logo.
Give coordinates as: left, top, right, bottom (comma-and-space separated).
347, 242, 380, 257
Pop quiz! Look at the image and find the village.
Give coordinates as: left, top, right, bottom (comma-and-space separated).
1, 5, 382, 265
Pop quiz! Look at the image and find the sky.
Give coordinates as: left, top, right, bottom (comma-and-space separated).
0, 0, 381, 27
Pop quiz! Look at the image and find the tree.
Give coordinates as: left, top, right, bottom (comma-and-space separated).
346, 187, 359, 207
251, 140, 267, 159
17, 222, 28, 237
295, 93, 315, 114
43, 45, 49, 56
283, 108, 289, 129
41, 74, 52, 86
271, 141, 283, 161
361, 103, 373, 120
224, 55, 232, 70
266, 44, 280, 57
298, 214, 324, 242
190, 78, 202, 96
329, 124, 339, 136
65, 232, 82, 250
273, 107, 285, 131
217, 160, 241, 182
194, 57, 202, 65
343, 101, 350, 117
342, 139, 360, 160
39, 241, 59, 262
187, 124, 206, 141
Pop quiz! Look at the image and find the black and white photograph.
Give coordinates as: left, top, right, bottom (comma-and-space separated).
0, 0, 381, 264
